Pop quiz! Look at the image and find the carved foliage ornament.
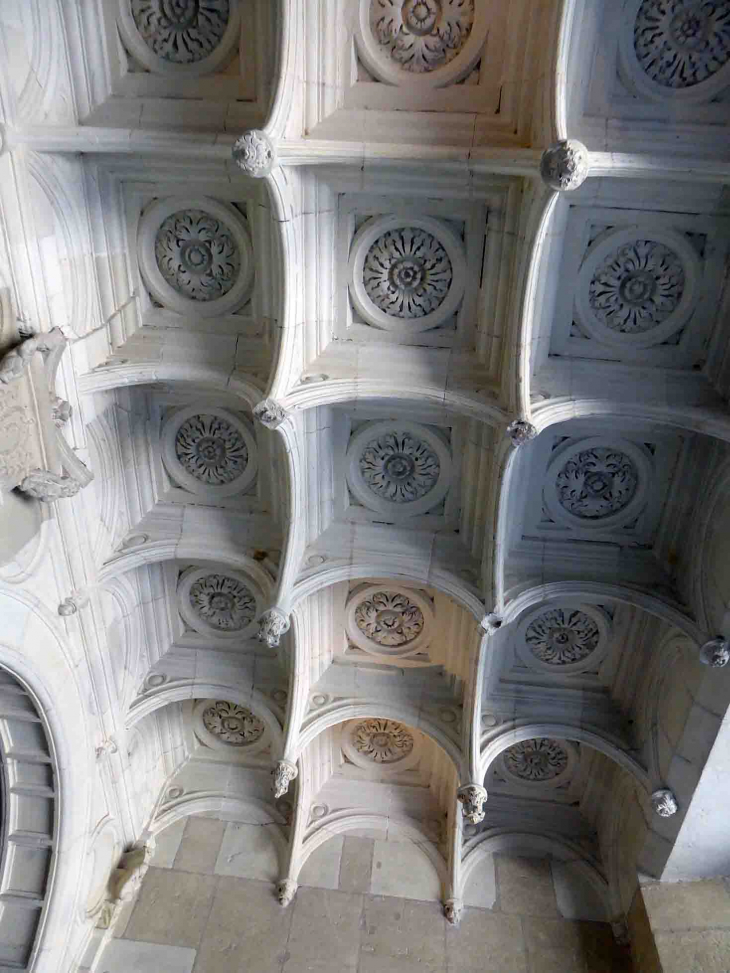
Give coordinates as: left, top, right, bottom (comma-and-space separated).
363, 226, 453, 320
502, 738, 570, 783
202, 700, 265, 745
370, 0, 475, 73
175, 412, 249, 485
352, 718, 415, 763
457, 783, 487, 824
130, 0, 231, 64
155, 209, 240, 302
525, 607, 601, 667
232, 130, 276, 177
556, 447, 639, 521
360, 429, 440, 504
189, 573, 256, 632
540, 140, 590, 192
589, 239, 685, 335
634, 0, 730, 89
354, 590, 425, 648
651, 787, 678, 817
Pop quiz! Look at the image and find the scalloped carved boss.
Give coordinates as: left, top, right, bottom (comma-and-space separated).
202, 700, 265, 745
155, 209, 241, 301
352, 719, 415, 764
634, 0, 730, 89
359, 429, 440, 503
556, 447, 639, 521
363, 226, 453, 319
354, 590, 425, 648
175, 413, 249, 485
502, 738, 570, 783
525, 608, 601, 667
188, 573, 257, 632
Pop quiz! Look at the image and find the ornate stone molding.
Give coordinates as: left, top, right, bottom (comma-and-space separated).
480, 613, 503, 635
253, 399, 288, 429
137, 196, 253, 317
507, 419, 537, 447
457, 783, 487, 824
348, 216, 466, 334
97, 840, 156, 928
257, 608, 291, 647
346, 420, 453, 519
651, 788, 678, 817
95, 738, 119, 761
277, 879, 297, 907
232, 130, 277, 178
161, 405, 258, 498
345, 584, 434, 659
18, 469, 82, 502
540, 140, 589, 192
271, 759, 298, 799
443, 898, 463, 925
177, 567, 260, 639
0, 333, 52, 384
699, 636, 730, 668
58, 592, 90, 616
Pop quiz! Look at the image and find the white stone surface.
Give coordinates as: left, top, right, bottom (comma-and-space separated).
97, 938, 196, 973
298, 835, 343, 891
551, 861, 608, 922
214, 823, 279, 882
151, 819, 187, 869
464, 853, 497, 910
370, 839, 441, 902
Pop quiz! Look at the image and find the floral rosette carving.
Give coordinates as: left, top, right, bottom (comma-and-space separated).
555, 447, 639, 521
354, 590, 425, 648
155, 209, 241, 302
370, 0, 475, 74
525, 608, 601, 667
130, 0, 231, 64
363, 226, 453, 320
188, 573, 256, 632
202, 700, 265, 745
351, 719, 415, 764
633, 0, 730, 90
588, 239, 685, 335
174, 413, 249, 485
359, 430, 440, 504
502, 739, 571, 784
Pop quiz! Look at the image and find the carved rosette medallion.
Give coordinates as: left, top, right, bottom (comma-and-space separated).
346, 584, 434, 658
201, 701, 265, 746
155, 209, 240, 301
518, 604, 611, 673
120, 0, 240, 76
556, 447, 639, 521
161, 406, 257, 498
178, 568, 260, 638
356, 0, 486, 85
634, 0, 730, 90
348, 216, 467, 334
138, 196, 253, 317
346, 420, 452, 518
501, 738, 574, 788
348, 719, 415, 765
576, 227, 700, 350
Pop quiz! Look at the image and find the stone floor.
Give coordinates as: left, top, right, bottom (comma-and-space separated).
98, 815, 635, 972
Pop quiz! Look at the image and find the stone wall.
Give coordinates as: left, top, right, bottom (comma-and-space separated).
630, 878, 730, 973
97, 814, 633, 972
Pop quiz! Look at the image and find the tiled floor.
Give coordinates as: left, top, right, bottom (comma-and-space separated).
99, 815, 634, 973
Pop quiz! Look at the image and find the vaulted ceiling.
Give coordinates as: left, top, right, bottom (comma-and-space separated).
0, 0, 730, 965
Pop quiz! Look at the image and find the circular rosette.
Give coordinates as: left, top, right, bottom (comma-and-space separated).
193, 698, 270, 754
575, 226, 700, 349
118, 0, 241, 77
342, 718, 421, 772
621, 0, 730, 102
177, 567, 260, 639
346, 420, 452, 519
515, 603, 611, 675
346, 584, 434, 658
355, 0, 489, 87
544, 437, 652, 532
348, 216, 467, 334
138, 196, 253, 317
161, 405, 258, 498
499, 738, 577, 790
